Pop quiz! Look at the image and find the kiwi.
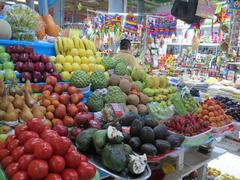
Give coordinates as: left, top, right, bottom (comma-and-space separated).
137, 104, 148, 115
139, 93, 148, 105
109, 74, 120, 86
119, 79, 131, 94
127, 105, 138, 114
127, 94, 140, 106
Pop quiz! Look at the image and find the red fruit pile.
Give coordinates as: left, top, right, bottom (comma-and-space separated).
7, 45, 56, 83
0, 118, 96, 180
165, 114, 210, 137
197, 99, 232, 127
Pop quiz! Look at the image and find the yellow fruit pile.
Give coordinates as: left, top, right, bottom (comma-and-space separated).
208, 167, 221, 177
53, 37, 105, 81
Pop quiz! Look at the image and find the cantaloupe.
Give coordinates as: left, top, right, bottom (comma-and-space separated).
0, 20, 12, 40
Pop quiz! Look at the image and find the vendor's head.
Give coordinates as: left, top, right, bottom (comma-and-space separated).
120, 39, 131, 51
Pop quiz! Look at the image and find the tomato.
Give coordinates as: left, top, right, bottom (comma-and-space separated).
1, 155, 14, 169
26, 118, 45, 134
15, 124, 28, 137
5, 162, 19, 178
12, 146, 25, 161
49, 155, 65, 173
77, 162, 96, 180
27, 160, 49, 179
45, 173, 62, 180
33, 141, 53, 160
18, 131, 39, 145
24, 138, 43, 153
40, 129, 58, 139
0, 142, 6, 149
18, 154, 34, 170
80, 154, 88, 162
7, 139, 19, 152
0, 148, 10, 160
50, 137, 71, 156
5, 135, 16, 146
64, 150, 81, 168
67, 145, 76, 153
61, 169, 78, 180
12, 171, 29, 180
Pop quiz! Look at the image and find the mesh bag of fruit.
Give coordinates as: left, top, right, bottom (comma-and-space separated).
148, 102, 175, 120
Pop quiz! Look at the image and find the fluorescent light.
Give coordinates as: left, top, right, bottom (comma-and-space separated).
6, 1, 16, 4
16, 0, 26, 2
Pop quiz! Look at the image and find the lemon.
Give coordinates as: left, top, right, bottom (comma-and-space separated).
96, 56, 102, 63
81, 57, 89, 64
63, 63, 73, 72
65, 55, 73, 64
80, 64, 89, 72
61, 71, 71, 81
54, 63, 63, 73
88, 63, 95, 71
70, 48, 79, 56
56, 55, 65, 64
96, 51, 101, 57
49, 56, 56, 63
73, 56, 81, 64
78, 49, 86, 57
104, 72, 109, 79
86, 49, 93, 57
88, 56, 96, 64
95, 64, 105, 72
72, 63, 81, 71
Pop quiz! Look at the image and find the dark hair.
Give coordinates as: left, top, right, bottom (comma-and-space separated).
120, 39, 131, 50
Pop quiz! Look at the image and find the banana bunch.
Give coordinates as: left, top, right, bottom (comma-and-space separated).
55, 37, 96, 55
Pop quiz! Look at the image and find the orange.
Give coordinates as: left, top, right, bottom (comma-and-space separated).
47, 105, 55, 113
209, 112, 214, 117
202, 104, 208, 109
42, 90, 51, 98
203, 110, 209, 115
209, 117, 215, 122
46, 112, 54, 120
214, 111, 219, 116
52, 100, 60, 107
215, 117, 220, 122
43, 99, 51, 108
203, 115, 209, 120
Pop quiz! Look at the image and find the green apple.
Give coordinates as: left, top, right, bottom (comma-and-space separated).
4, 69, 16, 81
54, 63, 63, 73
0, 134, 8, 144
0, 73, 4, 80
3, 61, 14, 70
49, 56, 56, 63
0, 46, 5, 54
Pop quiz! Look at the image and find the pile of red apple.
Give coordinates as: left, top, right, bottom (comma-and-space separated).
0, 118, 96, 180
41, 76, 100, 136
164, 114, 211, 137
6, 45, 58, 83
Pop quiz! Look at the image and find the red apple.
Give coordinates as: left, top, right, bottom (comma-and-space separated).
24, 46, 33, 54
14, 45, 24, 54
59, 94, 70, 105
40, 55, 49, 63
43, 84, 54, 93
32, 84, 42, 93
6, 46, 14, 54
15, 62, 23, 72
54, 84, 63, 94
46, 75, 57, 86
63, 116, 75, 127
20, 72, 32, 82
11, 53, 19, 63
45, 62, 54, 73
62, 83, 69, 92
67, 86, 78, 95
55, 104, 66, 119
70, 93, 83, 104
67, 104, 78, 117
52, 125, 68, 136
70, 127, 83, 140
23, 62, 34, 72
43, 72, 51, 81
50, 93, 60, 101
19, 53, 29, 62
32, 71, 43, 82
34, 62, 45, 72
29, 52, 39, 62
76, 102, 88, 113
52, 73, 61, 81
52, 119, 63, 126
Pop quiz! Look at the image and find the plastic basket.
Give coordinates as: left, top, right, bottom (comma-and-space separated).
0, 166, 7, 180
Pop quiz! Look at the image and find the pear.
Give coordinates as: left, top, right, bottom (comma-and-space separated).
0, 110, 6, 120
20, 104, 33, 122
0, 88, 9, 111
32, 104, 45, 119
8, 96, 14, 102
22, 80, 32, 94
39, 106, 47, 115
24, 89, 36, 108
13, 94, 24, 110
4, 103, 18, 121
0, 80, 5, 97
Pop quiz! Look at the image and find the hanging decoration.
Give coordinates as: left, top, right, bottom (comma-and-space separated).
124, 13, 139, 32
229, 0, 240, 10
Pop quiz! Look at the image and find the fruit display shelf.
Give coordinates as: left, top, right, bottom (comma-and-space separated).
211, 122, 235, 137
0, 40, 55, 56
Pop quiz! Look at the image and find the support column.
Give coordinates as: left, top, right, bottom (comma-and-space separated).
137, 0, 144, 23
52, 0, 64, 26
108, 0, 125, 13
26, 0, 34, 9
38, 0, 48, 15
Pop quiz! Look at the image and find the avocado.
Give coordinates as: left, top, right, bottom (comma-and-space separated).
123, 132, 131, 144
130, 119, 142, 137
141, 114, 159, 128
141, 144, 157, 156
76, 128, 98, 152
140, 126, 155, 144
166, 134, 185, 149
128, 137, 141, 151
154, 124, 170, 139
123, 144, 133, 157
119, 112, 140, 126
155, 140, 171, 154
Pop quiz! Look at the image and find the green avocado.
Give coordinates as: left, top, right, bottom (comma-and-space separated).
130, 119, 142, 137
154, 124, 170, 139
140, 143, 157, 156
128, 137, 141, 151
75, 128, 97, 152
93, 129, 107, 154
140, 126, 155, 144
155, 140, 171, 154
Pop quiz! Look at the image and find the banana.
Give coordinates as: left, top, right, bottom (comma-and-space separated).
89, 41, 96, 54
79, 38, 85, 50
69, 39, 74, 50
73, 37, 80, 49
82, 38, 91, 50
57, 37, 63, 54
54, 41, 60, 55
67, 38, 72, 52
62, 37, 68, 53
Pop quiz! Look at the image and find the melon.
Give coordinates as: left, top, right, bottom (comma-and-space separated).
0, 20, 12, 40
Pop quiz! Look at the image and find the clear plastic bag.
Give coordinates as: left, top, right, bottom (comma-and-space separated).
195, 0, 216, 18
148, 102, 175, 120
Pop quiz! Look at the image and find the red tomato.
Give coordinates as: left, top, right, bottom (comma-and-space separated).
12, 146, 25, 161
64, 150, 81, 168
0, 148, 10, 160
33, 141, 53, 160
26, 118, 45, 134
27, 160, 49, 179
40, 129, 58, 139
15, 124, 28, 137
18, 131, 39, 145
7, 139, 19, 152
49, 155, 65, 173
0, 142, 6, 149
61, 169, 78, 180
77, 162, 96, 180
18, 154, 34, 170
80, 154, 88, 162
24, 138, 43, 153
5, 162, 19, 178
5, 135, 16, 146
67, 145, 76, 153
12, 171, 29, 180
45, 173, 62, 180
50, 137, 71, 156
1, 155, 14, 169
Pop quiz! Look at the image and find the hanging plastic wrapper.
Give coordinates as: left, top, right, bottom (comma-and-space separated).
195, 0, 217, 18
192, 31, 200, 51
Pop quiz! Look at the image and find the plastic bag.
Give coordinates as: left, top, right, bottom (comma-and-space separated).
148, 102, 175, 120
195, 0, 216, 18
35, 13, 46, 40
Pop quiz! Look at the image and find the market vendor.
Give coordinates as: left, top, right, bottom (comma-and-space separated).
113, 39, 141, 68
